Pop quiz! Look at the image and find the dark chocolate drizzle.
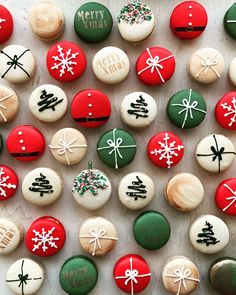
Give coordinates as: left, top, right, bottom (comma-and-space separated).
37, 89, 63, 112
196, 221, 220, 246
127, 95, 149, 119
29, 173, 53, 197
126, 176, 147, 201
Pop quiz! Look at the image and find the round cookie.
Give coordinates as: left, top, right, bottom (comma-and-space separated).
120, 92, 157, 129
133, 211, 171, 250
0, 218, 23, 255
46, 41, 87, 82
147, 132, 184, 168
22, 167, 63, 206
79, 217, 118, 256
71, 89, 111, 128
0, 5, 13, 44
74, 2, 113, 43
28, 1, 64, 41
118, 172, 155, 210
72, 162, 111, 210
113, 254, 151, 294
162, 256, 200, 295
189, 214, 229, 254
97, 128, 136, 169
0, 45, 36, 83
215, 178, 236, 216
117, 0, 155, 43
49, 127, 87, 166
59, 255, 98, 295
136, 47, 176, 86
165, 173, 204, 212
196, 134, 236, 173
0, 85, 19, 123
209, 257, 236, 295
167, 89, 207, 129
7, 125, 45, 162
0, 133, 2, 154
0, 165, 18, 201
189, 47, 224, 84
92, 46, 130, 85
6, 258, 44, 295
224, 3, 236, 39
25, 216, 66, 257
229, 57, 236, 86
170, 1, 208, 39
215, 92, 236, 130
29, 84, 68, 123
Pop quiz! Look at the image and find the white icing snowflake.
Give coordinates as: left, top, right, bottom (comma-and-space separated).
221, 97, 236, 127
51, 45, 79, 77
0, 168, 16, 197
0, 18, 6, 29
32, 227, 59, 252
150, 133, 184, 168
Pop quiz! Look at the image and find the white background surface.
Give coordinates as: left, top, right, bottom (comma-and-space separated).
1, 0, 236, 294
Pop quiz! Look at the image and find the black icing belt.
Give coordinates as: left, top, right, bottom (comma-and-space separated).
174, 26, 206, 32
74, 116, 110, 122
11, 151, 40, 157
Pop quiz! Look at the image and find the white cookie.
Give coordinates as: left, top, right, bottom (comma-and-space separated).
229, 57, 236, 86
0, 85, 19, 124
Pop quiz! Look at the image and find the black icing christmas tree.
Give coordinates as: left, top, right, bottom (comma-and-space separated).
197, 221, 220, 246
29, 173, 53, 197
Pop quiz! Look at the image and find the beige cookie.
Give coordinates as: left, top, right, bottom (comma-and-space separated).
229, 57, 236, 86
0, 85, 19, 123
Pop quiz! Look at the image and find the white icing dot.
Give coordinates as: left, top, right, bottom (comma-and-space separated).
88, 112, 92, 116
18, 131, 23, 136
189, 5, 192, 9
88, 93, 92, 97
21, 146, 26, 151
188, 22, 193, 26
189, 14, 193, 17
19, 140, 24, 144
88, 104, 93, 107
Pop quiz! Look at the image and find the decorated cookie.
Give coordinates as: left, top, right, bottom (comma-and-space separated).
74, 2, 113, 43
29, 84, 68, 123
165, 173, 204, 212
118, 172, 155, 210
0, 5, 13, 44
170, 1, 208, 39
0, 85, 19, 123
147, 132, 184, 168
46, 41, 87, 82
196, 134, 236, 173
136, 47, 176, 86
97, 128, 136, 169
0, 133, 2, 154
6, 258, 44, 295
167, 89, 207, 129
113, 254, 151, 294
92, 46, 130, 85
22, 167, 63, 206
117, 0, 155, 43
215, 92, 236, 130
209, 257, 236, 295
229, 57, 236, 87
189, 214, 229, 254
162, 256, 200, 295
133, 211, 171, 250
71, 89, 111, 128
0, 218, 23, 255
215, 178, 236, 216
28, 1, 64, 41
79, 217, 118, 256
49, 127, 87, 165
0, 165, 18, 201
59, 255, 98, 295
0, 45, 36, 83
25, 216, 66, 257
224, 3, 236, 39
189, 48, 224, 84
120, 92, 157, 129
72, 162, 111, 210
7, 125, 45, 162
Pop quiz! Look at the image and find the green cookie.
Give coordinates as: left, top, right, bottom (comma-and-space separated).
224, 3, 236, 39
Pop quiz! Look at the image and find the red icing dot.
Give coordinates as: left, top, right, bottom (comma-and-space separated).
0, 5, 13, 44
215, 178, 236, 216
215, 92, 236, 130
0, 165, 18, 201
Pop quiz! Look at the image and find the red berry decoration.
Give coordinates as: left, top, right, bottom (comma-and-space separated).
147, 132, 184, 168
0, 5, 13, 44
215, 178, 236, 216
136, 47, 175, 86
215, 92, 236, 130
0, 165, 18, 201
113, 254, 151, 294
25, 216, 66, 257
46, 41, 87, 82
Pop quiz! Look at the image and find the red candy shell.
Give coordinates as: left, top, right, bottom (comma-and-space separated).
0, 5, 13, 44
0, 165, 18, 201
215, 92, 236, 130
215, 178, 236, 216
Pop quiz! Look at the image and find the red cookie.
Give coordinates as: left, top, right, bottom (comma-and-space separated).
46, 41, 87, 82
25, 216, 66, 257
0, 5, 13, 44
215, 178, 236, 216
215, 92, 236, 130
71, 89, 111, 128
170, 1, 208, 39
113, 254, 151, 294
136, 47, 175, 86
7, 125, 45, 162
0, 165, 18, 201
147, 132, 184, 168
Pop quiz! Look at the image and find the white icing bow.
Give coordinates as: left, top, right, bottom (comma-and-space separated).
0, 92, 16, 122
222, 183, 236, 212
194, 52, 220, 78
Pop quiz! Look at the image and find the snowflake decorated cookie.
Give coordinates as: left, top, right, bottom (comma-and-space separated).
136, 47, 176, 85
147, 132, 184, 168
0, 165, 18, 201
0, 85, 19, 124
46, 41, 87, 82
224, 3, 236, 39
0, 5, 13, 44
215, 92, 236, 130
215, 178, 236, 216
25, 216, 66, 257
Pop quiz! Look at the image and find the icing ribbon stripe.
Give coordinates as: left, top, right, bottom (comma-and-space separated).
0, 92, 16, 122
194, 52, 220, 78
222, 183, 236, 212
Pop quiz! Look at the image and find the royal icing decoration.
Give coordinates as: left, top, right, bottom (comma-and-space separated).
194, 52, 220, 78
0, 167, 16, 198
38, 89, 63, 112
0, 91, 16, 122
29, 173, 53, 197
126, 176, 147, 200
220, 96, 236, 127
128, 95, 149, 119
197, 221, 220, 246
31, 227, 59, 253
0, 17, 6, 29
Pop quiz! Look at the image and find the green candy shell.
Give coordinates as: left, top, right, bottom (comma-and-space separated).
224, 3, 236, 39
